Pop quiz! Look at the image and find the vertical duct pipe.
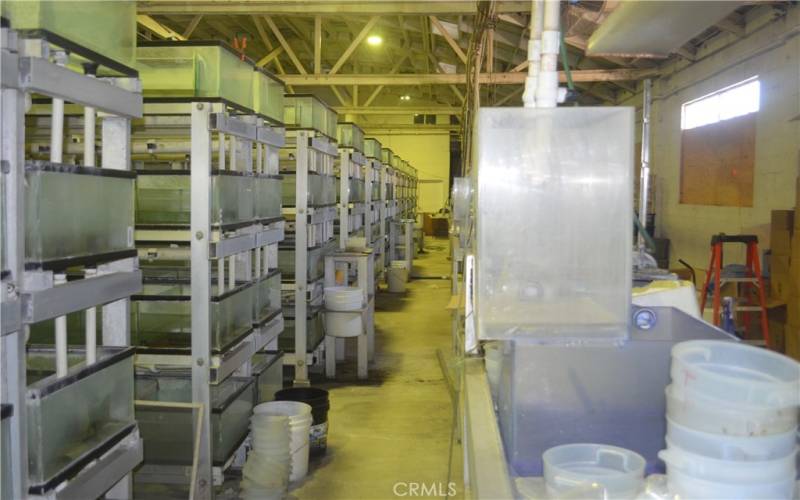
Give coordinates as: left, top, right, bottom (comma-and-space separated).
52, 52, 69, 377
85, 268, 97, 365
54, 273, 68, 377
522, 0, 544, 107
536, 0, 561, 108
638, 79, 653, 253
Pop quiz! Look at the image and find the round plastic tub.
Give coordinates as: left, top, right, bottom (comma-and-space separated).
665, 464, 797, 499
324, 287, 363, 312
324, 310, 363, 338
666, 416, 797, 460
658, 440, 797, 483
671, 340, 800, 408
542, 444, 646, 500
253, 402, 313, 481
665, 384, 798, 436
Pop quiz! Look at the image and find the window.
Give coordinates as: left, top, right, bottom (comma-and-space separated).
679, 78, 759, 207
413, 114, 437, 125
681, 77, 760, 130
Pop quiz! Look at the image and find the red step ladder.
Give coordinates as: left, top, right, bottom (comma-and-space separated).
699, 234, 770, 346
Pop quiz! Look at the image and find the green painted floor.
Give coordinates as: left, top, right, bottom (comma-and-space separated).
291, 237, 463, 499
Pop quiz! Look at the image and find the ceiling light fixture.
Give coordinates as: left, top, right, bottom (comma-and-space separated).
366, 35, 383, 46
400, 95, 411, 101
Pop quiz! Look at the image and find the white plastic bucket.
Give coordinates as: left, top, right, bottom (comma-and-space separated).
324, 286, 363, 312
253, 401, 313, 482
658, 440, 797, 483
542, 443, 646, 500
666, 416, 797, 461
671, 340, 800, 408
665, 384, 798, 436
665, 464, 797, 499
387, 261, 408, 293
325, 310, 363, 338
244, 415, 291, 495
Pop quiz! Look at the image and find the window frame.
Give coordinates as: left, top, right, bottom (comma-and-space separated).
680, 76, 760, 131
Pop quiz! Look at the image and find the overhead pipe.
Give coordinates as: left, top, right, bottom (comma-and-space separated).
522, 0, 544, 107
536, 0, 562, 108
638, 79, 653, 254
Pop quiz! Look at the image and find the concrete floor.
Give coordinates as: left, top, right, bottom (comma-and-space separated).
290, 237, 463, 499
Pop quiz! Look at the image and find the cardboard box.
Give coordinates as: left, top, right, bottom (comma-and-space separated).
771, 255, 793, 301
787, 293, 800, 327
770, 210, 794, 256
786, 324, 800, 361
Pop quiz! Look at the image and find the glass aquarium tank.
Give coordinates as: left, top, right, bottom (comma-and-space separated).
474, 107, 634, 341
278, 306, 325, 353
252, 67, 285, 124
132, 280, 255, 353
135, 374, 255, 465
137, 42, 255, 111
25, 162, 135, 267
336, 122, 365, 152
26, 346, 135, 490
252, 352, 284, 403
136, 170, 255, 229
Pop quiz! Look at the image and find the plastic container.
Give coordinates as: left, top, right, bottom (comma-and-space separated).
253, 401, 313, 481
666, 416, 797, 461
324, 286, 363, 312
325, 311, 363, 338
659, 440, 797, 483
671, 340, 800, 408
275, 387, 330, 457
665, 384, 798, 436
665, 463, 797, 499
542, 444, 646, 500
388, 260, 409, 293
245, 414, 290, 496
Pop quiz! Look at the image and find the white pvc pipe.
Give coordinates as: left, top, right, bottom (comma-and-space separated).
85, 269, 97, 365
83, 105, 96, 166
50, 52, 68, 163
218, 132, 226, 170
51, 99, 64, 162
523, 0, 544, 108
638, 79, 653, 253
536, 0, 561, 108
228, 255, 236, 290
218, 258, 225, 293
54, 273, 68, 377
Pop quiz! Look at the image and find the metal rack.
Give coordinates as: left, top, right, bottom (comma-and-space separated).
280, 94, 339, 386
129, 41, 286, 497
364, 138, 385, 285
1, 21, 143, 499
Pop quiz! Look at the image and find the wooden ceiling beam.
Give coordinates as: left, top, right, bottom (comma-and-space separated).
329, 16, 380, 75
182, 14, 203, 38
281, 68, 658, 86
263, 15, 308, 74
429, 15, 467, 64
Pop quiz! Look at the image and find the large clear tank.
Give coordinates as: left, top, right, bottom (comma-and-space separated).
474, 107, 634, 341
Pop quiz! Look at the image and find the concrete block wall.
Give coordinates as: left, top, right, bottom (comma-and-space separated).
645, 6, 800, 270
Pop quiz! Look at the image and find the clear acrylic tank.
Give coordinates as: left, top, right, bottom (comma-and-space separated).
474, 107, 634, 341
25, 163, 135, 267
136, 171, 255, 229
364, 138, 382, 160
131, 280, 255, 353
337, 122, 365, 152
2, 0, 136, 72
254, 270, 282, 325
137, 42, 255, 111
279, 306, 325, 353
135, 374, 255, 466
26, 346, 135, 490
252, 67, 285, 124
252, 352, 284, 403
253, 174, 282, 221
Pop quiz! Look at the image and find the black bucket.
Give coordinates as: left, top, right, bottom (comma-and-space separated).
275, 387, 330, 456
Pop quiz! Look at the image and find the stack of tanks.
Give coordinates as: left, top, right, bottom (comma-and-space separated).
129, 40, 287, 494
1, 2, 143, 497
279, 94, 339, 385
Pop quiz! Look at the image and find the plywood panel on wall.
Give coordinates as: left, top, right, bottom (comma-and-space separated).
680, 113, 756, 207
